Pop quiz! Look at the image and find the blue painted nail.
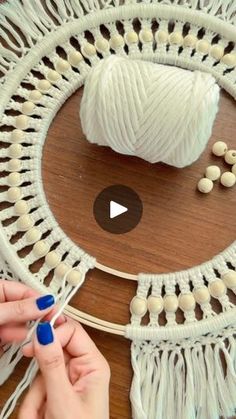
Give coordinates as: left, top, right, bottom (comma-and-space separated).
37, 322, 54, 346
36, 295, 55, 311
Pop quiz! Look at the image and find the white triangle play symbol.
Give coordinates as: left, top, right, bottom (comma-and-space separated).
109, 200, 128, 219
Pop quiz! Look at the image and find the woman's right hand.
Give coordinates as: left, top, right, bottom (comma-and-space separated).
19, 319, 110, 419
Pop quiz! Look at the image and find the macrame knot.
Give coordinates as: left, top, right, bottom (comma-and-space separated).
80, 55, 220, 168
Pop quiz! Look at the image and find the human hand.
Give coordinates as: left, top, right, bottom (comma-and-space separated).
0, 280, 57, 346
20, 319, 110, 419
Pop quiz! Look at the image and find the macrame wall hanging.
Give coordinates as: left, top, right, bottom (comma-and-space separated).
0, 0, 236, 418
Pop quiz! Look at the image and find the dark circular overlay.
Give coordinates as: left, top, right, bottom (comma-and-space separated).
93, 185, 143, 234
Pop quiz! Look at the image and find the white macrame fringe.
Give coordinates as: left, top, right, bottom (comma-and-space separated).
130, 331, 236, 419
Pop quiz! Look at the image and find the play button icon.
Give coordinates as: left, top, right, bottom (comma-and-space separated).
93, 185, 143, 234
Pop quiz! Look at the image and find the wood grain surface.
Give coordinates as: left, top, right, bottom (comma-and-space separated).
1, 87, 236, 418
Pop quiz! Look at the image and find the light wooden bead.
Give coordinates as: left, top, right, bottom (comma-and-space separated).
155, 30, 168, 44
125, 31, 138, 44
147, 295, 163, 314
179, 293, 196, 311
205, 165, 221, 181
196, 40, 210, 54
183, 34, 197, 48
7, 172, 21, 187
210, 45, 224, 60
82, 43, 96, 56
25, 227, 41, 244
66, 270, 83, 286
95, 38, 109, 52
212, 141, 228, 157
164, 295, 178, 312
8, 144, 22, 159
17, 214, 33, 231
22, 101, 35, 115
29, 90, 42, 102
224, 150, 236, 165
232, 163, 236, 176
55, 262, 70, 278
130, 296, 147, 316
221, 53, 236, 67
222, 270, 236, 289
197, 178, 213, 193
55, 58, 70, 74
7, 187, 21, 202
110, 34, 124, 49
14, 200, 28, 215
8, 159, 21, 172
220, 171, 236, 187
11, 129, 24, 143
33, 240, 50, 258
37, 79, 51, 92
68, 51, 83, 66
193, 286, 210, 304
46, 70, 61, 83
169, 32, 183, 45
45, 251, 61, 268
139, 29, 153, 43
209, 280, 226, 298
15, 115, 29, 130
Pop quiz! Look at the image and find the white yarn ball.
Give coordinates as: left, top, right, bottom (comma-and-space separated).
80, 56, 220, 168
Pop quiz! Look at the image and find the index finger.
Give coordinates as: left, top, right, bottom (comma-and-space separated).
0, 280, 39, 303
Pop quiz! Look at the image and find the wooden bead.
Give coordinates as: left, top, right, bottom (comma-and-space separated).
37, 79, 51, 92
212, 141, 228, 157
17, 214, 33, 231
224, 150, 236, 165
22, 101, 35, 115
196, 40, 210, 54
193, 286, 210, 304
210, 45, 224, 60
7, 187, 21, 202
45, 251, 61, 268
15, 115, 29, 130
221, 53, 236, 67
130, 296, 147, 316
147, 295, 163, 314
110, 34, 124, 49
14, 200, 28, 215
67, 51, 83, 66
8, 144, 22, 159
232, 163, 236, 176
82, 43, 96, 56
25, 227, 41, 244
66, 270, 82, 286
11, 129, 24, 143
222, 270, 236, 289
205, 165, 221, 181
169, 32, 183, 45
197, 178, 213, 193
164, 295, 178, 312
179, 293, 196, 311
46, 70, 61, 83
55, 262, 70, 278
95, 38, 109, 52
220, 171, 236, 187
55, 58, 70, 74
155, 30, 168, 43
125, 31, 138, 44
208, 280, 226, 298
33, 240, 50, 258
183, 34, 197, 48
139, 29, 153, 43
8, 159, 21, 172
29, 90, 42, 102
7, 172, 21, 186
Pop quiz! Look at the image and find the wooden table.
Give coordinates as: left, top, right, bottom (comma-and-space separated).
1, 88, 236, 418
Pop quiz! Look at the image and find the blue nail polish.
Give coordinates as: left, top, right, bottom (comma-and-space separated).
37, 322, 54, 345
36, 294, 55, 311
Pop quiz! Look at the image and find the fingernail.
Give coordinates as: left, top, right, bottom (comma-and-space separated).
36, 294, 55, 311
36, 322, 54, 346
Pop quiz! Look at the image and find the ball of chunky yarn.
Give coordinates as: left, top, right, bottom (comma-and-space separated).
80, 56, 220, 168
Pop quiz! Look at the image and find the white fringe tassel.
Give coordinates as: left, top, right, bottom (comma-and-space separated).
130, 332, 236, 419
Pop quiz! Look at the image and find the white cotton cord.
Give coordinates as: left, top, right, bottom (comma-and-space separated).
80, 56, 220, 168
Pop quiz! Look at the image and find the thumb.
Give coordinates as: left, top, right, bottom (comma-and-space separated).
34, 322, 72, 403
